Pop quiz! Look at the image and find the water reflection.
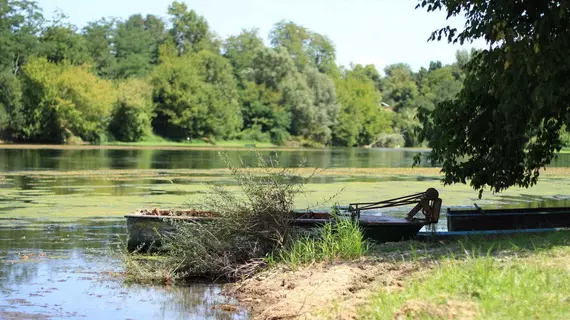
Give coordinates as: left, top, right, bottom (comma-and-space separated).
0, 148, 426, 172
0, 221, 247, 320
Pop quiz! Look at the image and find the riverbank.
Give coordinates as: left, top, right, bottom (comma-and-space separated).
226, 231, 570, 319
3, 140, 570, 154
0, 142, 306, 151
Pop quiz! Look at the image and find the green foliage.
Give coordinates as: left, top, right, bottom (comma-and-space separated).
20, 57, 114, 143
417, 65, 462, 110
0, 71, 23, 135
239, 80, 290, 145
82, 19, 117, 78
561, 125, 570, 147
393, 108, 422, 147
382, 63, 418, 111
151, 48, 241, 140
352, 64, 382, 92
0, 0, 475, 149
275, 216, 368, 268
109, 79, 153, 142
269, 20, 337, 74
40, 22, 90, 65
0, 0, 44, 74
223, 28, 265, 81
374, 133, 405, 148
333, 70, 392, 147
304, 67, 339, 144
113, 14, 165, 79
243, 47, 302, 144
416, 0, 570, 196
269, 20, 311, 71
167, 1, 218, 54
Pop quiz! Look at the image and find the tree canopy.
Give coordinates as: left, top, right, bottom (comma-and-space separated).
0, 0, 485, 149
416, 0, 570, 196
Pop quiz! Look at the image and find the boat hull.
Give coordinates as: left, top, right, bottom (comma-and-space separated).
125, 213, 427, 252
447, 207, 570, 231
125, 215, 215, 252
291, 215, 425, 242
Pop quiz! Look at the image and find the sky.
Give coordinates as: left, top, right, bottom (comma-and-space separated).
37, 0, 487, 73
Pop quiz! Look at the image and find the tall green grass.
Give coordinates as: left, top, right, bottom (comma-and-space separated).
274, 217, 368, 267
363, 232, 570, 319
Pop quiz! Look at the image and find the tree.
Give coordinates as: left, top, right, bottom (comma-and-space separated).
167, 1, 218, 54
351, 64, 382, 92
19, 57, 114, 143
269, 20, 337, 73
304, 67, 339, 144
269, 21, 310, 70
428, 60, 442, 72
223, 31, 291, 144
382, 63, 418, 111
0, 71, 23, 136
113, 14, 166, 78
243, 47, 299, 144
223, 29, 265, 81
151, 48, 241, 140
454, 49, 474, 70
416, 0, 570, 196
40, 12, 90, 65
417, 65, 462, 111
333, 70, 391, 147
0, 0, 44, 74
239, 81, 289, 144
109, 79, 153, 142
305, 33, 337, 74
245, 46, 339, 145
82, 19, 117, 77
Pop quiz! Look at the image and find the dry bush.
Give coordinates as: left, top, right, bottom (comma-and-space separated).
159, 151, 322, 279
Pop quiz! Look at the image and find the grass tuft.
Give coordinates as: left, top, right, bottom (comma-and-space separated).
274, 215, 368, 268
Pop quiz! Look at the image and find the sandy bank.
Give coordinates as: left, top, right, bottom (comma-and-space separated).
224, 258, 421, 319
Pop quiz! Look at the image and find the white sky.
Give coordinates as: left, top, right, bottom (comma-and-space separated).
37, 0, 487, 73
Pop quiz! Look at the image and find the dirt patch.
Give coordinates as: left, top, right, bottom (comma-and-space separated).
225, 258, 423, 319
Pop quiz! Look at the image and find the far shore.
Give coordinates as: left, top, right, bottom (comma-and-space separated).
0, 142, 431, 152
1, 141, 567, 154
0, 142, 314, 152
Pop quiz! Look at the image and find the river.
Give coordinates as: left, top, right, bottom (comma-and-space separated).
2, 147, 570, 319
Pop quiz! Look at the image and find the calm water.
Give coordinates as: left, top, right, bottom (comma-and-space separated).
0, 148, 436, 172
2, 147, 570, 319
0, 219, 247, 320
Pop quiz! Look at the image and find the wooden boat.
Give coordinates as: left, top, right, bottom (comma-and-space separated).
125, 209, 218, 252
447, 206, 570, 232
125, 188, 443, 251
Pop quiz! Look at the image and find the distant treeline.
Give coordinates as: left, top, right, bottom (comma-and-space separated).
0, 0, 474, 147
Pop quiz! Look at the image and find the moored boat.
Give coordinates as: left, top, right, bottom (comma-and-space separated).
125, 188, 443, 251
447, 206, 570, 231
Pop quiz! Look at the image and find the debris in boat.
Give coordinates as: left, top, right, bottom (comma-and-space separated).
136, 208, 218, 217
